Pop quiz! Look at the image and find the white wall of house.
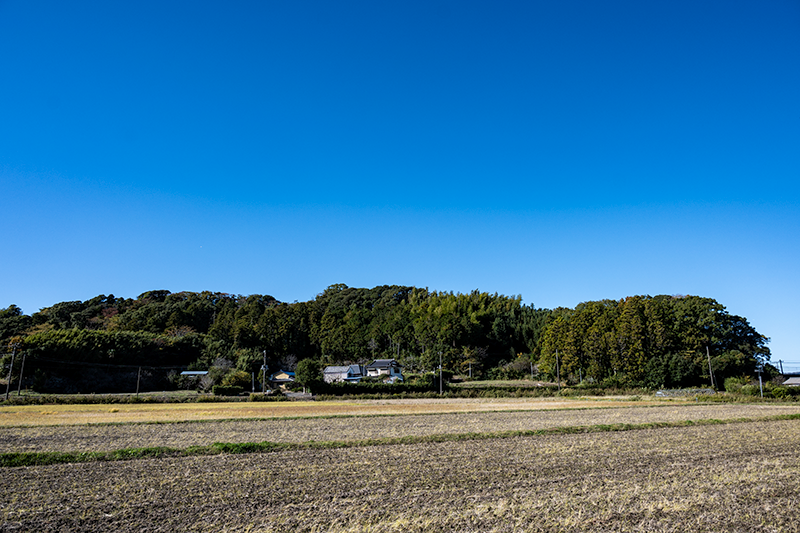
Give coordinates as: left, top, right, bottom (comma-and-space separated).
366, 362, 403, 380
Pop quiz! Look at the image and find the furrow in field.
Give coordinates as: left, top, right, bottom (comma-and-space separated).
2, 419, 798, 532
1, 403, 798, 453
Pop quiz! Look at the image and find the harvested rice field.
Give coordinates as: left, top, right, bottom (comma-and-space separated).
1, 402, 799, 453
2, 399, 800, 532
0, 396, 666, 426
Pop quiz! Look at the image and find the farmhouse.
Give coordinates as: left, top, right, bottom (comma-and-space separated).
269, 370, 295, 388
323, 364, 366, 383
365, 359, 404, 382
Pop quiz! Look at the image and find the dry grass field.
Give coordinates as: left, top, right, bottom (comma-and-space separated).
0, 396, 664, 426
2, 398, 800, 532
1, 402, 799, 454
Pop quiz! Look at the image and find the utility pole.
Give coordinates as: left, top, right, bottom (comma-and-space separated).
439, 351, 443, 395
756, 365, 763, 398
5, 344, 17, 401
706, 346, 715, 389
779, 360, 784, 374
262, 350, 267, 395
17, 352, 26, 396
136, 367, 142, 396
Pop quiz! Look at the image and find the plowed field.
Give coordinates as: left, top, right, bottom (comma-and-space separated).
2, 399, 799, 532
1, 402, 798, 453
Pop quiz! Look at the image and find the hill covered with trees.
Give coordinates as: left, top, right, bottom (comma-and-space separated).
0, 285, 770, 393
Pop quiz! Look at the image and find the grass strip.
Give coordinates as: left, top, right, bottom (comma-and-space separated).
2, 413, 798, 468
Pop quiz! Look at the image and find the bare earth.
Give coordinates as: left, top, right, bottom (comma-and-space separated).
1, 402, 798, 453
2, 418, 799, 532
2, 398, 800, 532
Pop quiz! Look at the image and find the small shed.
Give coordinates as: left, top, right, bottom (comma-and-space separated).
783, 377, 800, 387
177, 370, 208, 389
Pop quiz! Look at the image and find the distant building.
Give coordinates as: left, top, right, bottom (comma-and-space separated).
323, 364, 366, 384
178, 370, 209, 389
269, 370, 295, 388
365, 359, 404, 382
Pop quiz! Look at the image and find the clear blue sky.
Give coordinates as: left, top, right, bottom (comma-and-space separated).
2, 1, 798, 363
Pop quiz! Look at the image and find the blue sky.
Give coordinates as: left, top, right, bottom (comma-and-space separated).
2, 1, 799, 364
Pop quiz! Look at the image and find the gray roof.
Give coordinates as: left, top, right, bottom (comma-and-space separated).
366, 359, 402, 369
325, 365, 365, 375
324, 366, 351, 374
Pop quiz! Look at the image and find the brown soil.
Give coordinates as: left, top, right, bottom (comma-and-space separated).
2, 419, 799, 532
1, 402, 798, 453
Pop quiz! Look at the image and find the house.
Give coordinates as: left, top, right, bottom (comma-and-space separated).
269, 370, 295, 388
323, 364, 366, 384
365, 359, 404, 382
783, 377, 800, 387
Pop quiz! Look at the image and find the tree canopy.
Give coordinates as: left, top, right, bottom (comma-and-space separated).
0, 286, 771, 393
537, 295, 770, 388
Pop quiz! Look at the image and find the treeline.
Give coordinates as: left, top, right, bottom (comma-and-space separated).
538, 295, 770, 388
0, 285, 770, 393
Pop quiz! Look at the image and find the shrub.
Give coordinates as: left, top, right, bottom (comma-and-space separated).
212, 385, 244, 396
196, 395, 230, 402
248, 392, 288, 402
486, 362, 527, 381
222, 370, 251, 389
740, 384, 759, 397
407, 373, 435, 388
771, 386, 788, 399
314, 380, 436, 396
724, 376, 750, 393
284, 381, 304, 392
600, 374, 633, 389
785, 386, 800, 398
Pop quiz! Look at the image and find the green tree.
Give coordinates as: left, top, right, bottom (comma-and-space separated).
614, 296, 647, 381
0, 305, 32, 343
538, 310, 571, 379
221, 369, 251, 389
294, 358, 322, 392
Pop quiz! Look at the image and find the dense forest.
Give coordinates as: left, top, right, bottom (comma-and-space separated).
0, 285, 771, 393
